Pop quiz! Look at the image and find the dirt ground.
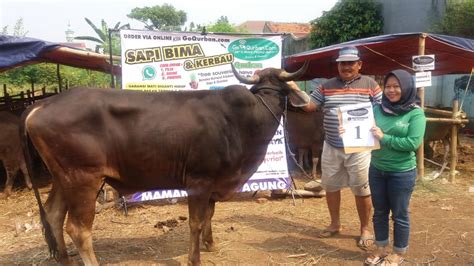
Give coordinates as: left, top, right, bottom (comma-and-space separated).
0, 136, 473, 265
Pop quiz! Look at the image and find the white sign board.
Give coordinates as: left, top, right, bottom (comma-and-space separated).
120, 30, 291, 202
340, 103, 376, 147
415, 71, 432, 87
412, 54, 435, 71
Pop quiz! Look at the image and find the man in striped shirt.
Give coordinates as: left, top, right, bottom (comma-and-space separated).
288, 46, 382, 249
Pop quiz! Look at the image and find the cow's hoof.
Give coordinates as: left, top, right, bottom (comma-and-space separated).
0, 192, 10, 200
188, 259, 201, 266
67, 249, 79, 256
204, 241, 218, 252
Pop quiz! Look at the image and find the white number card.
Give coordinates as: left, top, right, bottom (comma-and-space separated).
339, 103, 376, 147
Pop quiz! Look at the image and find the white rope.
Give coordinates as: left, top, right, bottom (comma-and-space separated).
362, 45, 415, 71
459, 67, 474, 111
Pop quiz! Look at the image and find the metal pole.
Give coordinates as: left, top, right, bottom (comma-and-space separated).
416, 33, 426, 179
108, 28, 115, 88
449, 100, 459, 182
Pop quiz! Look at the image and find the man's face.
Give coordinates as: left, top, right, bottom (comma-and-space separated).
337, 60, 362, 81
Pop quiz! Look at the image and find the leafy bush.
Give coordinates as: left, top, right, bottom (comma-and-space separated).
309, 0, 383, 49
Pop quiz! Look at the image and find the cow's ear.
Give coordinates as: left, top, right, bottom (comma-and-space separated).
288, 89, 311, 107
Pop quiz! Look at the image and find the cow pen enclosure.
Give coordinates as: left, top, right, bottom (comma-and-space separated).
1, 33, 474, 264
423, 101, 470, 182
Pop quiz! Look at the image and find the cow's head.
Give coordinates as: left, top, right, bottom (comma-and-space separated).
231, 62, 309, 104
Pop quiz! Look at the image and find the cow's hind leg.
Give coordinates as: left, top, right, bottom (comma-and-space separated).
1, 163, 17, 198
201, 199, 217, 252
44, 182, 70, 263
20, 162, 33, 189
187, 190, 212, 265
64, 180, 101, 265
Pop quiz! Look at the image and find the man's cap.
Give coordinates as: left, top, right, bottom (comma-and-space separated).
336, 46, 360, 62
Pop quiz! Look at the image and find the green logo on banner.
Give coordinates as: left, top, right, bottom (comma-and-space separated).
228, 38, 279, 61
142, 65, 156, 80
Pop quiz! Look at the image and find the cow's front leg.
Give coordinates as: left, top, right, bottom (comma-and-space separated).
201, 199, 217, 252
187, 190, 212, 265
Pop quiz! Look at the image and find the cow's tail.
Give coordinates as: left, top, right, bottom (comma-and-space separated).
20, 107, 59, 260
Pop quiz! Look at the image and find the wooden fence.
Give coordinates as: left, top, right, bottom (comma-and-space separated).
0, 84, 64, 114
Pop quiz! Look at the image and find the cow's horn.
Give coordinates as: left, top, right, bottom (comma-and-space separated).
231, 63, 260, 84
279, 61, 309, 81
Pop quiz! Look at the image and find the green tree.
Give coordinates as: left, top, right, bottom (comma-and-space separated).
206, 16, 240, 33
74, 18, 129, 55
0, 64, 113, 95
127, 4, 187, 31
5, 64, 56, 86
0, 63, 60, 95
0, 20, 112, 96
13, 18, 29, 36
433, 0, 474, 38
1, 18, 29, 36
60, 66, 111, 88
309, 0, 383, 49
187, 22, 204, 33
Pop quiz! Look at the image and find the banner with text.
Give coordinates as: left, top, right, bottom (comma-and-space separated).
120, 29, 290, 202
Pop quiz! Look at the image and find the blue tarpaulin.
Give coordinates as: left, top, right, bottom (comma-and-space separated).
284, 32, 474, 80
0, 35, 119, 74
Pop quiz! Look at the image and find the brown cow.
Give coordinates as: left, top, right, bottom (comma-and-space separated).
0, 111, 32, 198
424, 122, 451, 160
21, 63, 308, 265
424, 107, 464, 161
286, 108, 324, 178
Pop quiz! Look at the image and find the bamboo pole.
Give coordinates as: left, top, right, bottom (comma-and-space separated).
31, 82, 35, 103
417, 34, 426, 179
424, 107, 453, 117
108, 29, 115, 88
57, 64, 62, 92
426, 117, 469, 124
51, 46, 121, 61
424, 107, 467, 118
449, 100, 459, 182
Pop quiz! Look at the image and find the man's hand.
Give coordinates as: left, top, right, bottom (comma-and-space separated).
338, 126, 345, 136
287, 81, 301, 91
286, 81, 318, 112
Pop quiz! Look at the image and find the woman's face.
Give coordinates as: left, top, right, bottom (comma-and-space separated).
384, 76, 402, 103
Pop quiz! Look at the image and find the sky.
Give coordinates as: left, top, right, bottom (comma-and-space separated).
0, 0, 337, 49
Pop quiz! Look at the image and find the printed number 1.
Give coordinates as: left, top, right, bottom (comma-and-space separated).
355, 126, 361, 139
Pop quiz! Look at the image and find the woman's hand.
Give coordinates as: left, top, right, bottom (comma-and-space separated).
338, 126, 345, 136
371, 126, 384, 140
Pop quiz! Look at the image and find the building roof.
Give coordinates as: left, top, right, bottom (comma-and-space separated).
264, 22, 312, 39
236, 21, 268, 34
59, 42, 87, 50
237, 21, 311, 39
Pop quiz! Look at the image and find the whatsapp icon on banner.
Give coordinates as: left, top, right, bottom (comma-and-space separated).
228, 38, 279, 61
142, 66, 156, 80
